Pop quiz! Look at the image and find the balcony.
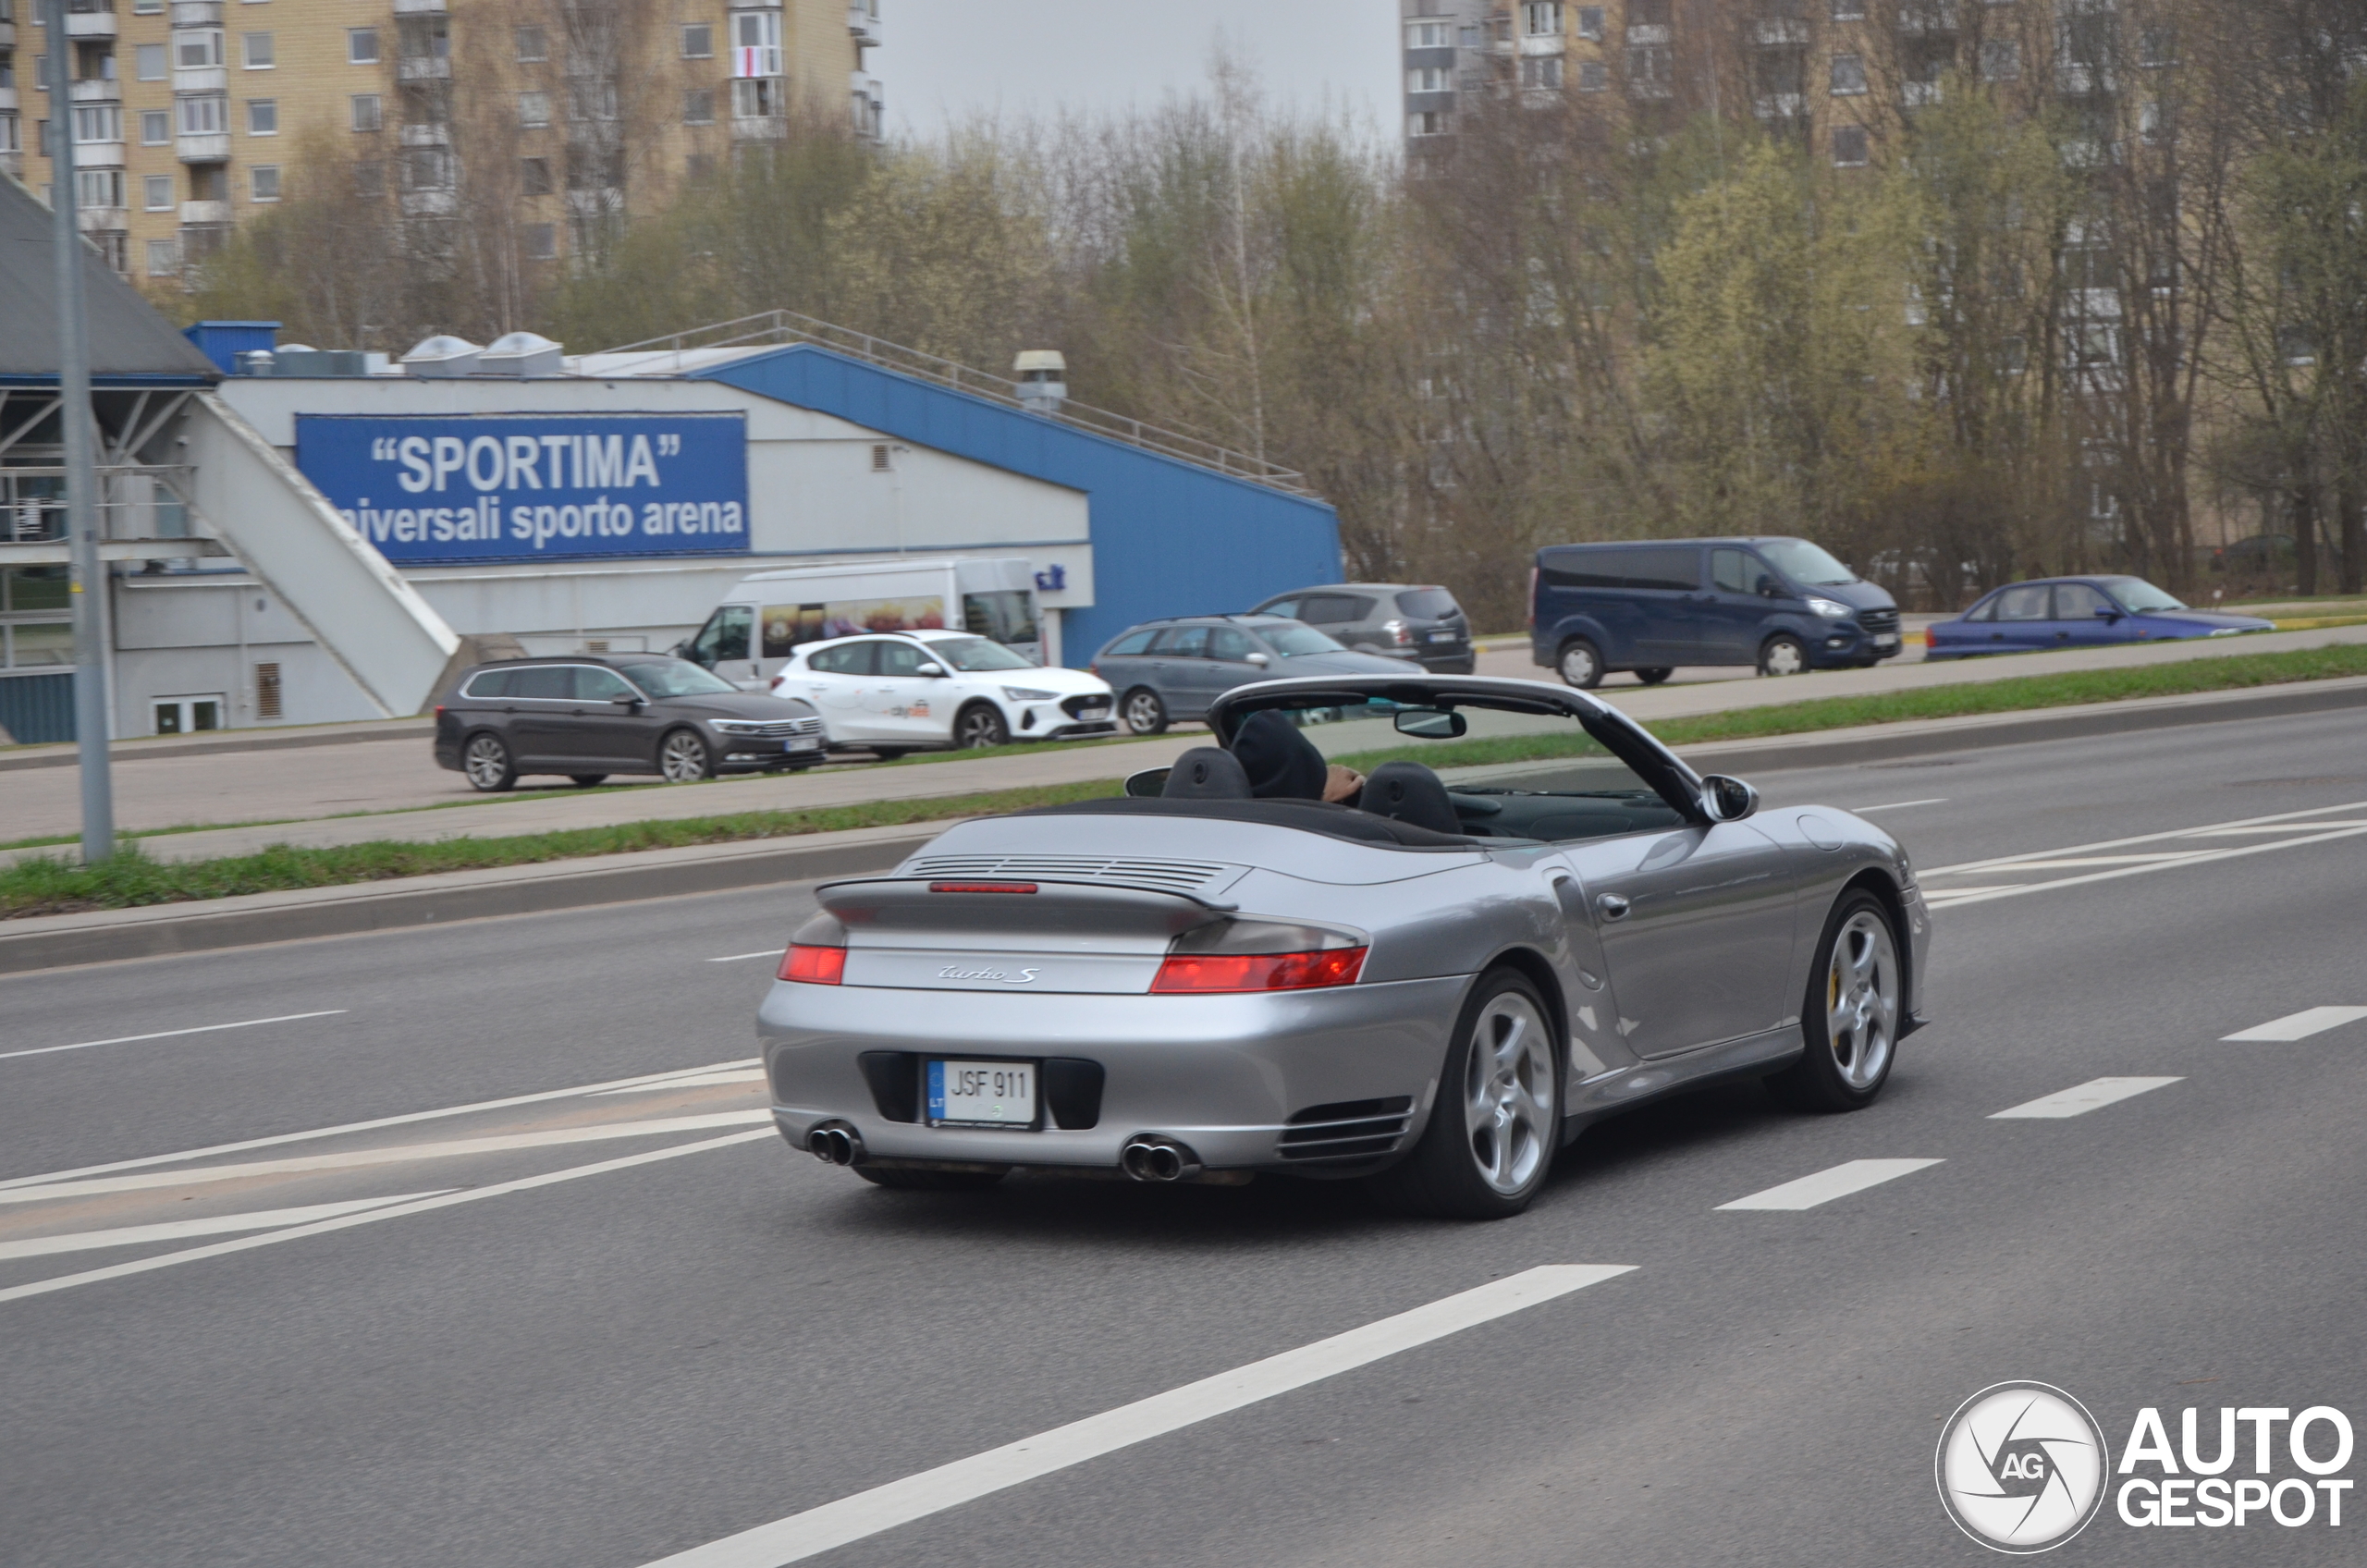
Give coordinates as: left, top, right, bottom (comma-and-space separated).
1626, 24, 1670, 45
399, 121, 448, 146
1518, 33, 1564, 55
66, 0, 117, 42
846, 1, 878, 46
397, 55, 451, 81
178, 198, 229, 223
2057, 63, 2117, 97
73, 140, 127, 167
175, 66, 228, 94
77, 205, 129, 230
177, 131, 228, 163
168, 0, 220, 24
0, 87, 17, 113
1754, 92, 1806, 117
399, 188, 456, 215
69, 78, 123, 104
391, 0, 447, 11
1896, 3, 1956, 33
1903, 80, 1943, 106
730, 113, 787, 141
1753, 20, 1809, 45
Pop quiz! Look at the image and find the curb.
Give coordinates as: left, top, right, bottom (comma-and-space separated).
0, 718, 434, 773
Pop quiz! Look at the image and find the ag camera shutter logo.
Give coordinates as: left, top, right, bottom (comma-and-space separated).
1936, 1381, 2110, 1553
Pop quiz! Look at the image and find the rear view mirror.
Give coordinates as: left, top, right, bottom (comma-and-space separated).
1124, 766, 1171, 798
1393, 709, 1467, 739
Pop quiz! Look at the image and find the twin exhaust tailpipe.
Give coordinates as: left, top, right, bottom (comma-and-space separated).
1120, 1134, 1203, 1183
807, 1122, 864, 1167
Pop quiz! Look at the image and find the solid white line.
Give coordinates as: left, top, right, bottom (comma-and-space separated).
1926, 823, 2367, 910
1991, 1077, 2183, 1120
1715, 1158, 1943, 1211
2194, 822, 2367, 834
1850, 798, 1949, 813
0, 1059, 760, 1193
1922, 798, 2367, 876
591, 1072, 768, 1095
637, 1264, 1637, 1568
707, 949, 786, 963
0, 1010, 350, 1064
2222, 1007, 2367, 1043
0, 1131, 775, 1306
0, 1192, 452, 1260
0, 1111, 775, 1206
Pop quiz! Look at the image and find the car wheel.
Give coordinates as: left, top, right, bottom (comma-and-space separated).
1635, 667, 1674, 685
854, 1166, 1007, 1192
1765, 889, 1901, 1112
1369, 970, 1561, 1219
657, 728, 717, 782
1557, 639, 1604, 690
1122, 687, 1169, 736
569, 774, 607, 788
1759, 635, 1809, 677
955, 703, 1010, 749
868, 748, 909, 761
461, 732, 518, 792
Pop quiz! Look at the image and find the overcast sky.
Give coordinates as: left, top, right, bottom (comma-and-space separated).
877, 0, 1398, 140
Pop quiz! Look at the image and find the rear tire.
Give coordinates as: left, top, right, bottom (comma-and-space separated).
1369, 970, 1561, 1219
569, 774, 607, 788
955, 703, 1010, 749
1556, 639, 1605, 690
1634, 667, 1674, 685
462, 732, 518, 792
657, 728, 717, 782
1765, 889, 1901, 1112
1122, 687, 1169, 735
1759, 635, 1809, 677
854, 1166, 1007, 1192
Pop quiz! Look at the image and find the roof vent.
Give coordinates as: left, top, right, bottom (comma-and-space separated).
400, 334, 484, 378
481, 331, 566, 378
1013, 349, 1067, 415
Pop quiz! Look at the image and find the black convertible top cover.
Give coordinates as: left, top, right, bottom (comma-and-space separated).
1018, 796, 1478, 851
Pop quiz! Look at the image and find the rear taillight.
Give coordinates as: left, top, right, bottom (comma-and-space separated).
434, 705, 446, 717
1923, 628, 1935, 648
780, 944, 846, 984
1151, 948, 1367, 994
1527, 565, 1539, 630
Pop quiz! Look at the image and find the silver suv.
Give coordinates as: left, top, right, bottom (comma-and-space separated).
1246, 583, 1475, 673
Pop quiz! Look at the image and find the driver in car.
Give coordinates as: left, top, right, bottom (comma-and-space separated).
1232, 709, 1366, 805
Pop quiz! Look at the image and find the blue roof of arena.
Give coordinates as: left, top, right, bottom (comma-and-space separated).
696, 344, 1341, 665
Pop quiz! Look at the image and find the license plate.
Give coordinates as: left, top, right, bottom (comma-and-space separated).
927, 1060, 1036, 1128
1076, 704, 1110, 719
1874, 634, 1899, 649
1428, 631, 1458, 643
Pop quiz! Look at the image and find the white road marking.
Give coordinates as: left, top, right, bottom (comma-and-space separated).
2222, 1007, 2367, 1043
0, 1193, 451, 1261
1990, 1077, 2183, 1120
0, 1130, 774, 1306
1716, 1158, 1944, 1211
635, 1265, 1637, 1568
707, 949, 786, 963
0, 1111, 774, 1206
1850, 798, 1949, 813
592, 1071, 767, 1095
2193, 821, 2367, 834
0, 1059, 758, 1194
0, 1010, 350, 1064
1922, 822, 2367, 910
1921, 799, 2367, 878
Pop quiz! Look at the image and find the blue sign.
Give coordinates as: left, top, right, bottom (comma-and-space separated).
295, 412, 751, 563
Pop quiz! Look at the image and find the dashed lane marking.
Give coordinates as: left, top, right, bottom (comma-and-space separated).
593, 1071, 768, 1095
1849, 798, 1949, 813
2223, 1007, 2367, 1043
0, 1011, 350, 1064
635, 1265, 1638, 1568
1990, 1077, 2183, 1120
1715, 1158, 1944, 1211
0, 1193, 451, 1261
708, 950, 786, 963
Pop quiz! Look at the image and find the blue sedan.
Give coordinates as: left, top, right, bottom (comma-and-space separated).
1926, 577, 2274, 660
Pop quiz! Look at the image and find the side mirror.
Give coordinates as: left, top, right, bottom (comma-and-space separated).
1756, 578, 1783, 599
2094, 606, 2121, 621
1393, 708, 1468, 739
1124, 766, 1171, 798
915, 661, 946, 677
609, 692, 642, 708
1701, 774, 1760, 823
1245, 651, 1270, 668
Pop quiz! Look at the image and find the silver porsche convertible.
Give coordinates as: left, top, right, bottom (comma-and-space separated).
758, 675, 1930, 1219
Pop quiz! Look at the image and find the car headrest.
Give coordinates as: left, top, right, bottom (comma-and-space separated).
1359, 760, 1462, 836
1161, 747, 1254, 800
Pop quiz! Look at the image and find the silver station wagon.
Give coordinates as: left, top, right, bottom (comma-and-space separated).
759, 674, 1931, 1219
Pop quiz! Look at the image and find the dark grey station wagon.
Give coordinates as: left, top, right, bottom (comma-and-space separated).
433, 654, 826, 791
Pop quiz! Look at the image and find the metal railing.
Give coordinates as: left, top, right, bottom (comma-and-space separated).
595, 309, 1312, 495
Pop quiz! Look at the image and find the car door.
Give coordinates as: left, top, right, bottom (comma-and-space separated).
503, 665, 587, 768
1202, 625, 1269, 706
1986, 582, 2055, 651
794, 640, 877, 741
685, 604, 761, 688
570, 665, 660, 767
1702, 546, 1777, 666
870, 638, 952, 743
1621, 545, 1709, 665
2048, 582, 2129, 647
1149, 624, 1212, 717
1551, 822, 1800, 1060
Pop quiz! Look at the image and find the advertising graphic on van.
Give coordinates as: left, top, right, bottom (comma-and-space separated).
295, 412, 751, 564
761, 597, 948, 655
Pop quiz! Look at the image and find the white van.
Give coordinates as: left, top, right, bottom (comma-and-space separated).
677, 557, 1043, 689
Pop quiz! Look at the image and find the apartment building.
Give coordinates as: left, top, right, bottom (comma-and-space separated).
4, 0, 880, 286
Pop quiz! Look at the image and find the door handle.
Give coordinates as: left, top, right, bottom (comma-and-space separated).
1596, 893, 1631, 920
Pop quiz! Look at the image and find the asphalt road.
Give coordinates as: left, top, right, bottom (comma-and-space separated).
3, 707, 2363, 1567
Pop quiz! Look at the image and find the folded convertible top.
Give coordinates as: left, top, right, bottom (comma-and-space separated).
1019, 796, 1478, 851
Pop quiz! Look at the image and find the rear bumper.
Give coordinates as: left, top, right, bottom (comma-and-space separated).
758, 975, 1467, 1172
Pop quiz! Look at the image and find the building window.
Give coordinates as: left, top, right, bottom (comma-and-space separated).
524, 223, 557, 260
76, 168, 125, 210
1576, 6, 1604, 41
1980, 40, 2019, 81
351, 93, 381, 131
1407, 109, 1447, 137
399, 148, 452, 191
515, 25, 547, 62
731, 77, 783, 118
243, 32, 274, 69
569, 78, 619, 121
1405, 20, 1450, 48
1521, 56, 1563, 89
518, 91, 551, 129
247, 99, 276, 135
141, 109, 170, 144
136, 43, 167, 80
354, 159, 384, 198
349, 27, 379, 65
1831, 0, 1865, 18
1627, 43, 1674, 96
146, 238, 180, 276
143, 173, 174, 209
1576, 59, 1608, 92
178, 95, 226, 135
1407, 67, 1448, 92
1832, 124, 1869, 165
681, 23, 713, 58
1628, 0, 1671, 28
1522, 2, 1562, 35
250, 165, 279, 202
520, 154, 551, 195
1830, 55, 1868, 95
684, 87, 715, 125
132, 0, 165, 12
0, 116, 19, 155
177, 30, 224, 69
72, 104, 123, 143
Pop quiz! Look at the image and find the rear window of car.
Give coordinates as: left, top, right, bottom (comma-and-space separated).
1151, 625, 1210, 656
1621, 546, 1700, 592
461, 668, 515, 699
1994, 584, 2053, 621
1396, 588, 1459, 619
1102, 630, 1156, 656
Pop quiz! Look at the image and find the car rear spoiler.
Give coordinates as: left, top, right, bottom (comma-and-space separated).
816, 877, 1235, 941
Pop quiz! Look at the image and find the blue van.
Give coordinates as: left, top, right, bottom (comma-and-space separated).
1529, 537, 1901, 688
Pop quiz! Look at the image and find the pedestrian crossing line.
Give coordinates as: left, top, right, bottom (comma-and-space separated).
1715, 1158, 1943, 1212
2222, 1007, 2367, 1043
1990, 1077, 2182, 1120
0, 1193, 451, 1261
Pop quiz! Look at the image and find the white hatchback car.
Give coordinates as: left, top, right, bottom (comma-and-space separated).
769, 630, 1119, 753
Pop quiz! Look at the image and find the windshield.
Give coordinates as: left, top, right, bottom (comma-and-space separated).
1225, 695, 1687, 843
2094, 576, 2187, 613
1259, 622, 1348, 656
1755, 539, 1858, 587
620, 660, 738, 697
929, 635, 1037, 672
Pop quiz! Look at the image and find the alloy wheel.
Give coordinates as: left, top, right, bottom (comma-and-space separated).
463, 735, 511, 790
658, 730, 711, 782
1463, 992, 1554, 1194
1824, 910, 1898, 1090
1122, 691, 1166, 735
